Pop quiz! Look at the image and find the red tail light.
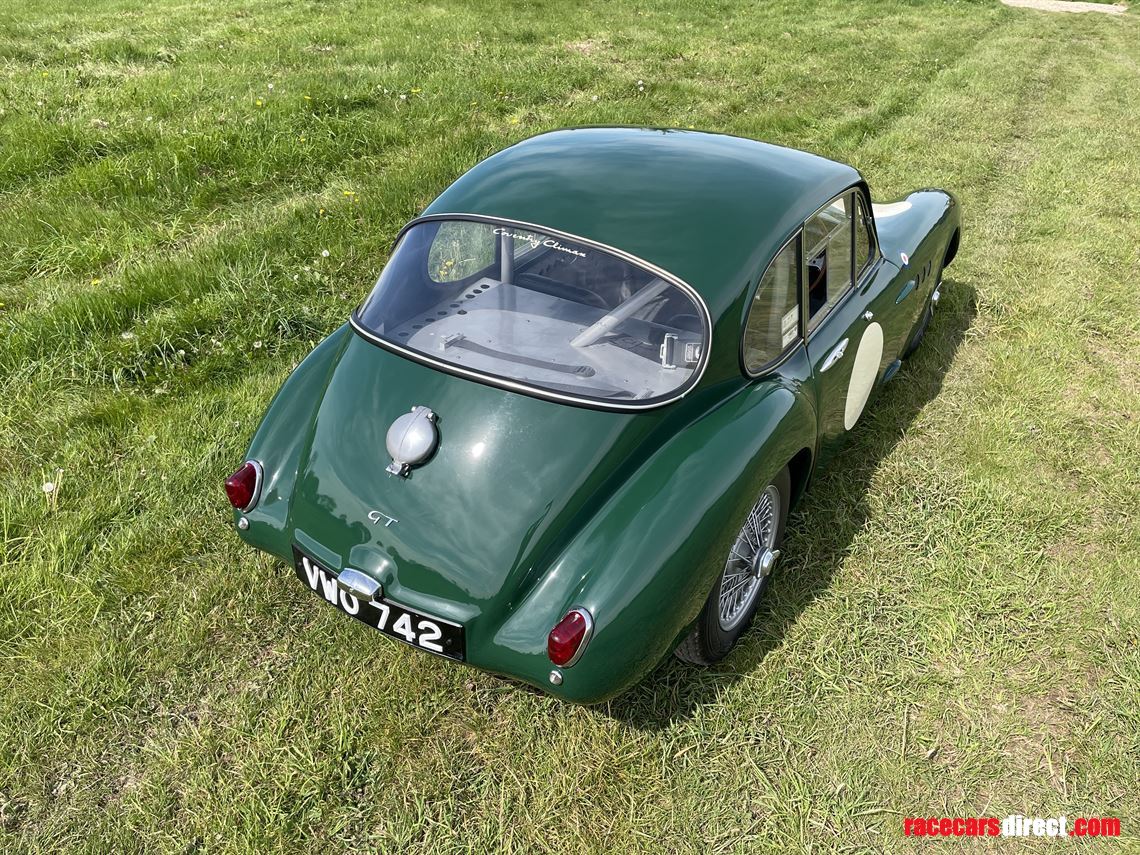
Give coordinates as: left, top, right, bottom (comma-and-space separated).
547, 608, 594, 667
225, 460, 262, 511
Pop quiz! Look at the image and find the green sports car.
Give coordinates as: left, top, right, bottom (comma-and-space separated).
225, 127, 960, 703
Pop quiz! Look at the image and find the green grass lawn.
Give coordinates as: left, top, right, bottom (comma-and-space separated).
1, 0, 1138, 851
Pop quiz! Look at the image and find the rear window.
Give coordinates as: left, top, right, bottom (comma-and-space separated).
354, 218, 709, 406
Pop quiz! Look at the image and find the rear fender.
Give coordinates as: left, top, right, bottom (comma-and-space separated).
493, 369, 817, 702
235, 324, 353, 558
874, 189, 960, 275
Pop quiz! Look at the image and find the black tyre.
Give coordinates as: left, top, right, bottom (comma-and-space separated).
902, 296, 933, 359
904, 239, 954, 359
675, 467, 791, 665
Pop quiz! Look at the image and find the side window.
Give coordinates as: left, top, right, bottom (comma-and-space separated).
805, 193, 854, 333
854, 193, 875, 278
743, 234, 801, 373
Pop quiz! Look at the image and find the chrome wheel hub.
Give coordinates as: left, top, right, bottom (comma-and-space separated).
751, 546, 780, 581
718, 485, 780, 632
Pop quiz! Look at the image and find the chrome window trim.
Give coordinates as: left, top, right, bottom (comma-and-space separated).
853, 188, 880, 285
740, 228, 804, 379
744, 184, 883, 363
350, 213, 713, 412
802, 183, 880, 266
742, 338, 807, 380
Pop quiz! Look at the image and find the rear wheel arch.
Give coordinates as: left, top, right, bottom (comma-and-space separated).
943, 228, 960, 267
787, 447, 813, 510
675, 465, 792, 664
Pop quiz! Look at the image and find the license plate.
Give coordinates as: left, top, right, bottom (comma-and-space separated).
292, 547, 465, 660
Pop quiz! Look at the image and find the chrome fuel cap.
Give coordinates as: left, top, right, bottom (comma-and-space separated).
386, 405, 438, 477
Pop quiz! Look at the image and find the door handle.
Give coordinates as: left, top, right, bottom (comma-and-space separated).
820, 338, 848, 373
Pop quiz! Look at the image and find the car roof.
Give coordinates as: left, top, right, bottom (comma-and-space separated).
422, 127, 861, 320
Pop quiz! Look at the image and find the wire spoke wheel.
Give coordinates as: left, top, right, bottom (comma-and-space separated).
675, 467, 789, 666
717, 485, 780, 632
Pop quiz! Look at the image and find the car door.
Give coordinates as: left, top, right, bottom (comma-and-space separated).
804, 190, 882, 466
855, 191, 918, 369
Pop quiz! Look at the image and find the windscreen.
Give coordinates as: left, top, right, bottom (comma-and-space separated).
354, 219, 708, 405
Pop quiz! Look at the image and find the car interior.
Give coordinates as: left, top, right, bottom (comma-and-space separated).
807, 248, 828, 319
805, 198, 854, 332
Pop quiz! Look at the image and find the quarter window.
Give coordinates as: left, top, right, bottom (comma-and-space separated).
805, 194, 854, 332
743, 234, 801, 373
854, 193, 875, 278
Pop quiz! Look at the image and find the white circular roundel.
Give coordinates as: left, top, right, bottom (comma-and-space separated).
844, 322, 883, 431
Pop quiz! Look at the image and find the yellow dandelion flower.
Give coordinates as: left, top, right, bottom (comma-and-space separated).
90, 277, 102, 286
411, 87, 422, 93
256, 99, 264, 106
304, 95, 311, 101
